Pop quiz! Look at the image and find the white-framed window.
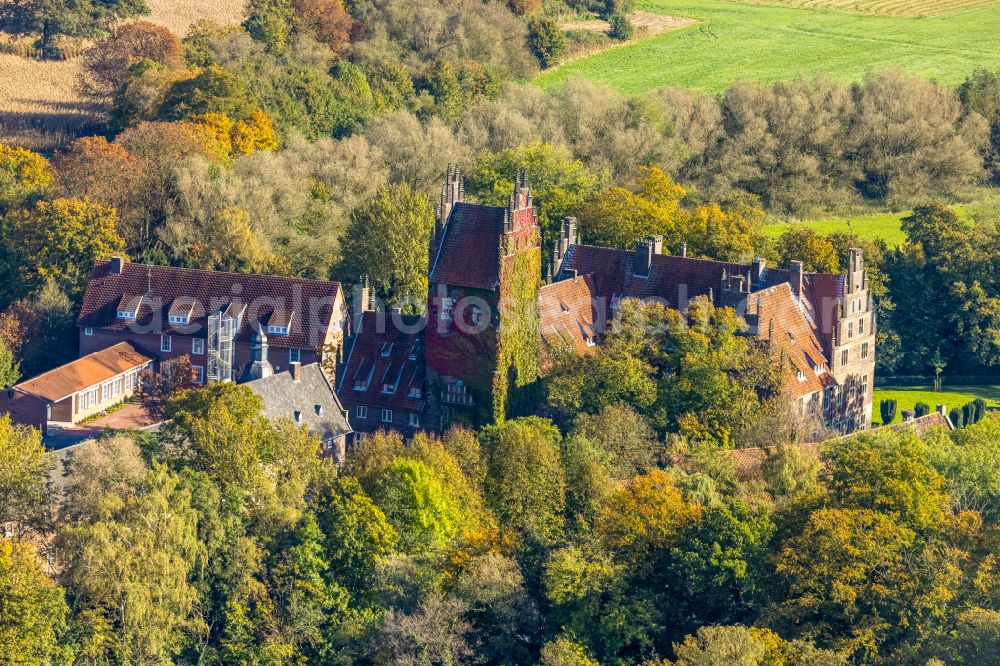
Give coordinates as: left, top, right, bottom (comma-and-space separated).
797, 369, 806, 382
380, 342, 393, 357
409, 386, 422, 398
101, 383, 109, 402
267, 325, 289, 335
168, 315, 189, 325
861, 373, 869, 399
381, 408, 392, 423
470, 305, 482, 326
841, 348, 849, 367
441, 297, 454, 322
289, 348, 301, 363
125, 372, 133, 392
84, 327, 93, 336
861, 342, 870, 360
193, 365, 204, 384
161, 335, 172, 352
117, 310, 135, 320
356, 405, 367, 419
192, 338, 205, 355
409, 412, 420, 427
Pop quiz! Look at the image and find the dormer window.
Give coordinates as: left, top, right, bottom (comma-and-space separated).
168, 314, 188, 325
380, 342, 393, 357
294, 410, 303, 424
408, 344, 418, 360
814, 364, 823, 375
470, 306, 483, 326
267, 325, 289, 335
585, 336, 596, 347
441, 297, 454, 322
314, 404, 323, 415
409, 386, 422, 398
797, 369, 806, 382
267, 309, 293, 336
117, 310, 135, 320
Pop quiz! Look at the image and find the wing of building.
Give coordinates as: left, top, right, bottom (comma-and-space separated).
77, 258, 347, 385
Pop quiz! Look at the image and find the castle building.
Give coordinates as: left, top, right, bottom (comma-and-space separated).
337, 168, 877, 438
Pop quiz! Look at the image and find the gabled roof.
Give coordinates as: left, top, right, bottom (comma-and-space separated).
746, 282, 836, 397
336, 311, 426, 417
429, 202, 506, 291
559, 245, 750, 310
539, 274, 604, 357
13, 342, 153, 402
79, 260, 343, 349
244, 364, 352, 442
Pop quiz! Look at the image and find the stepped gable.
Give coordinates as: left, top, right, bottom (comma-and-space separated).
429, 202, 507, 291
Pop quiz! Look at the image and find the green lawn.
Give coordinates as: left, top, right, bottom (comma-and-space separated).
762, 211, 908, 246
534, 0, 1000, 94
872, 385, 1000, 425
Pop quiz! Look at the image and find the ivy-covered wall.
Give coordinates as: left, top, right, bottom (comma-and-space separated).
493, 230, 542, 421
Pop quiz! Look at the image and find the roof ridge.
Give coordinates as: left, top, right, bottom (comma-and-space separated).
96, 260, 343, 289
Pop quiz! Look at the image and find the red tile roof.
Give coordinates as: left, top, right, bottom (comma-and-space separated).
14, 342, 154, 402
746, 282, 835, 397
539, 274, 604, 357
79, 260, 343, 349
336, 311, 426, 423
429, 202, 506, 291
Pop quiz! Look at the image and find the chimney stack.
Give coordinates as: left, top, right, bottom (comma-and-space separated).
937, 404, 947, 416
633, 236, 660, 278
680, 242, 687, 258
290, 361, 301, 382
790, 261, 804, 300
751, 257, 766, 286
109, 256, 124, 275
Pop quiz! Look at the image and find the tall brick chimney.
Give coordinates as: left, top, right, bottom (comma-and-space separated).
634, 236, 662, 278
109, 256, 124, 275
790, 260, 804, 300
290, 361, 301, 382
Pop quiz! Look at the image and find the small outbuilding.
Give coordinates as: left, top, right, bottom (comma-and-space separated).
0, 342, 154, 435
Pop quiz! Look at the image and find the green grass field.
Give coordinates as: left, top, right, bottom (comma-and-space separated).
762, 211, 908, 246
872, 385, 1000, 425
535, 0, 1000, 94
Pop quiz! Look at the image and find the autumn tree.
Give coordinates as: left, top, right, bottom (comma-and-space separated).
336, 183, 434, 312
137, 355, 201, 421
578, 165, 686, 249
291, 0, 352, 53
0, 144, 51, 212
82, 20, 183, 98
0, 338, 20, 388
4, 198, 126, 297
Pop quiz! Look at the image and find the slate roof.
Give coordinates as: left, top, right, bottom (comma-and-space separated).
746, 282, 836, 396
539, 274, 604, 357
337, 311, 426, 415
429, 202, 506, 291
78, 260, 343, 349
13, 342, 153, 402
244, 364, 351, 443
559, 245, 750, 310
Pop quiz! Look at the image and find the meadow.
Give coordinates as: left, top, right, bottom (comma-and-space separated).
762, 211, 909, 246
535, 0, 1000, 94
872, 385, 1000, 424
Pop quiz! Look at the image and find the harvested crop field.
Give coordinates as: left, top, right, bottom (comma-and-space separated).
561, 10, 697, 34
144, 0, 248, 36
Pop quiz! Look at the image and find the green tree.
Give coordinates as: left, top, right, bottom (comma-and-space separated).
0, 144, 51, 212
0, 540, 70, 664
0, 338, 20, 388
539, 634, 601, 666
337, 183, 434, 312
526, 16, 567, 68
608, 12, 634, 40
479, 416, 566, 540
0, 0, 148, 56
60, 464, 203, 664
571, 402, 662, 479
159, 65, 254, 121
776, 225, 840, 274
0, 416, 49, 538
244, 0, 293, 53
466, 142, 600, 263
879, 398, 897, 425
368, 458, 464, 554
